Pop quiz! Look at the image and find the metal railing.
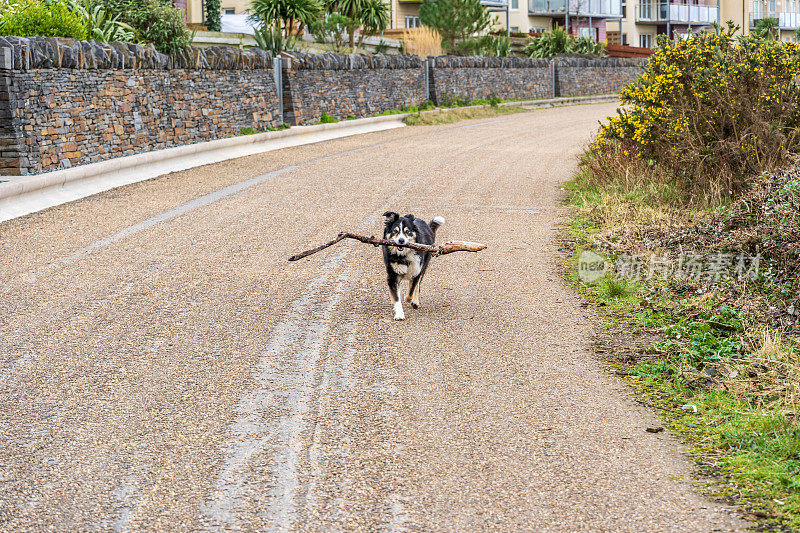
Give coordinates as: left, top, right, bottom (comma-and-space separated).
635, 1, 718, 23
528, 0, 621, 16
750, 3, 800, 28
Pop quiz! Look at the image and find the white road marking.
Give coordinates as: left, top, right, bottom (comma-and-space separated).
203, 181, 422, 530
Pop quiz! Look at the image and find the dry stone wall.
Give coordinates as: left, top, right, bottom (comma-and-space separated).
281, 52, 427, 126
429, 56, 553, 104
0, 36, 279, 175
0, 36, 646, 177
555, 57, 644, 97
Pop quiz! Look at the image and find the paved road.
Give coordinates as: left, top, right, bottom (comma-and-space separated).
0, 104, 744, 531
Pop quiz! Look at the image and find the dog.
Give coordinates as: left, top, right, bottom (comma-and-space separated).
382, 212, 445, 321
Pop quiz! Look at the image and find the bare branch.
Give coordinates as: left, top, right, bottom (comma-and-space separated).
288, 232, 486, 262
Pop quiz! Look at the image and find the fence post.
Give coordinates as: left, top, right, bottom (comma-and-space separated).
424, 58, 430, 103
273, 56, 283, 125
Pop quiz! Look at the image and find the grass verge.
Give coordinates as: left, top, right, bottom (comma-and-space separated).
564, 163, 800, 529
404, 105, 527, 125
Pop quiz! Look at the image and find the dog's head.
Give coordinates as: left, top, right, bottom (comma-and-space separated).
383, 212, 417, 246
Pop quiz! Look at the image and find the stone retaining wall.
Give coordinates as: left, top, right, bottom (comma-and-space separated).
555, 57, 644, 96
0, 37, 646, 177
0, 36, 279, 175
429, 56, 552, 104
281, 52, 427, 126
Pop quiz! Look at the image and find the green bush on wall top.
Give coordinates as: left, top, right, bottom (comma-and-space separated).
0, 0, 88, 39
127, 0, 192, 54
0, 0, 191, 55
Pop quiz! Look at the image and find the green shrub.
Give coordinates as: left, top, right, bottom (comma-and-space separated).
594, 22, 800, 197
0, 0, 87, 39
252, 24, 296, 53
373, 38, 389, 54
456, 35, 510, 57
308, 12, 351, 53
317, 111, 339, 123
67, 0, 135, 42
100, 0, 190, 54
524, 27, 606, 57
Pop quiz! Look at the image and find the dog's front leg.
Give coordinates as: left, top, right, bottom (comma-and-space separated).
387, 275, 404, 321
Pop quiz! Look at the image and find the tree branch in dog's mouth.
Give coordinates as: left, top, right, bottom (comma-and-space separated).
288, 232, 487, 262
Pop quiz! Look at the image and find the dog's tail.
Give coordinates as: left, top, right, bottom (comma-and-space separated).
430, 216, 445, 233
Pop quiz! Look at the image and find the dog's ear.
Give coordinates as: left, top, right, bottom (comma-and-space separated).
404, 214, 415, 222
383, 211, 398, 225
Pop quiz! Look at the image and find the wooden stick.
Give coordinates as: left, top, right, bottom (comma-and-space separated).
288, 232, 486, 261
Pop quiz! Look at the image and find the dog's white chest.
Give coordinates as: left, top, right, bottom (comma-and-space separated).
391, 250, 422, 279
407, 254, 422, 278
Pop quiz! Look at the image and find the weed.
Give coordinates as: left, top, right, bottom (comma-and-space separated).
316, 112, 339, 124
404, 105, 526, 125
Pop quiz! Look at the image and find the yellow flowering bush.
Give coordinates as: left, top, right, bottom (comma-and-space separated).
594, 22, 800, 196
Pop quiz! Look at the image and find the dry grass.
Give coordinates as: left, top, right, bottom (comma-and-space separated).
568, 145, 713, 254
404, 105, 526, 126
402, 26, 442, 58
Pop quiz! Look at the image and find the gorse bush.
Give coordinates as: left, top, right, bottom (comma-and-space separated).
594, 23, 800, 198
0, 0, 87, 39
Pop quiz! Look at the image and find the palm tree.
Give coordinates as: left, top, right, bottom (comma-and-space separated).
356, 0, 389, 48
248, 0, 322, 37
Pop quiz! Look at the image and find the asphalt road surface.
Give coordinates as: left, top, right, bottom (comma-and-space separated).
0, 104, 745, 531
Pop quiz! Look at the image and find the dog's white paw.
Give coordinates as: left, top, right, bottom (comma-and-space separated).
393, 301, 405, 320
393, 313, 405, 321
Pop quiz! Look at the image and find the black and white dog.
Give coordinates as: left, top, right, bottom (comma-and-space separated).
382, 212, 445, 320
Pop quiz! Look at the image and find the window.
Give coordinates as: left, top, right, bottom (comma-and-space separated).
511, 0, 519, 9
639, 33, 652, 47
621, 0, 626, 18
621, 32, 628, 45
223, 8, 235, 14
579, 26, 598, 39
405, 16, 420, 28
511, 26, 519, 32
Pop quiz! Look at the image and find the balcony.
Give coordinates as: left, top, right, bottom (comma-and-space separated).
635, 1, 719, 24
528, 0, 621, 17
750, 3, 800, 29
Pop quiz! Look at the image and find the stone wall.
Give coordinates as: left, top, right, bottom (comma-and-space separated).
429, 56, 552, 104
281, 52, 427, 126
0, 37, 646, 177
555, 57, 645, 97
0, 36, 279, 175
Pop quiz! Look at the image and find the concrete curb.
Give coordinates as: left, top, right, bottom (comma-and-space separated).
0, 95, 618, 223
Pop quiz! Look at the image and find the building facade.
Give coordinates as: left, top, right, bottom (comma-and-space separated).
182, 0, 799, 46
615, 0, 800, 49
